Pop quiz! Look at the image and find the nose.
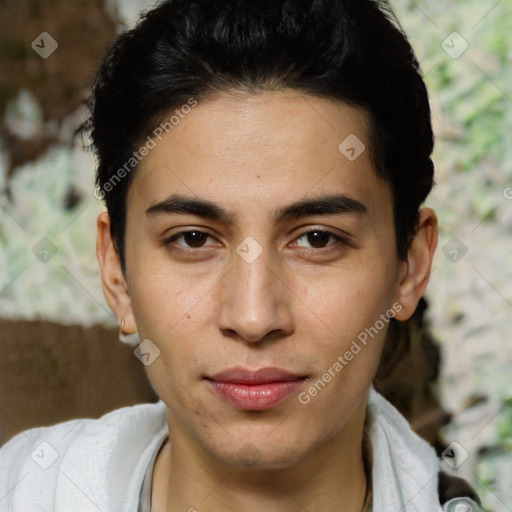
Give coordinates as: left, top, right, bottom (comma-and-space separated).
217, 241, 294, 344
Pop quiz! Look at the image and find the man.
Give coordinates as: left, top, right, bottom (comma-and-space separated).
0, 0, 482, 510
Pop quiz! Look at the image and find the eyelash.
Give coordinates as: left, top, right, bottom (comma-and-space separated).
163, 228, 351, 253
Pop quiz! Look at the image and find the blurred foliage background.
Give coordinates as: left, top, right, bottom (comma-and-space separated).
0, 0, 511, 510
390, 2, 512, 509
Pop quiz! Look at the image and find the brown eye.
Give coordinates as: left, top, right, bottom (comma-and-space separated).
183, 231, 208, 247
294, 229, 344, 249
168, 230, 213, 248
306, 230, 331, 248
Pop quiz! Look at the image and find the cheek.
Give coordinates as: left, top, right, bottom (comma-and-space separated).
293, 259, 398, 402
297, 260, 397, 341
129, 256, 215, 335
128, 263, 231, 394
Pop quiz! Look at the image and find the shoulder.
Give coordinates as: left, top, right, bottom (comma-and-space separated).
0, 400, 167, 461
366, 387, 483, 511
0, 401, 167, 512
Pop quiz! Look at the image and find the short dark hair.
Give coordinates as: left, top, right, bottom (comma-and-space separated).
87, 0, 434, 270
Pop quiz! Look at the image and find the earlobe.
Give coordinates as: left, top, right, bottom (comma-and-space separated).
96, 211, 137, 333
394, 208, 438, 322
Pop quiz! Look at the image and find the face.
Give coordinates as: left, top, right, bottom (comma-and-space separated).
98, 90, 437, 470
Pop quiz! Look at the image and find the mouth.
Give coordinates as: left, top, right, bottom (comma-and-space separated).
206, 366, 308, 411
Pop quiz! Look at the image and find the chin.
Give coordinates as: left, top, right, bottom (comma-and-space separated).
207, 434, 307, 470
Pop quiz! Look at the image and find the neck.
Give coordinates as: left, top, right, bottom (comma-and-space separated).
153, 403, 370, 512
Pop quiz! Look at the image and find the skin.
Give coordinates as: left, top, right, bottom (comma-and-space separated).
96, 90, 438, 512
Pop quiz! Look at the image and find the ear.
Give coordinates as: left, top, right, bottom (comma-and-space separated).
394, 207, 438, 322
96, 211, 136, 333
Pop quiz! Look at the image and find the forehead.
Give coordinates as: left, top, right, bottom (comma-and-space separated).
128, 90, 391, 221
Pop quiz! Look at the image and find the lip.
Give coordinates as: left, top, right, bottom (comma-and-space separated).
206, 366, 307, 410
209, 366, 305, 384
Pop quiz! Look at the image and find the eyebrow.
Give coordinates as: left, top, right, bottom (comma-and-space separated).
145, 193, 368, 223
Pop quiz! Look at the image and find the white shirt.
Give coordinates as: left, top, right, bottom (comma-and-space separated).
0, 387, 481, 511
